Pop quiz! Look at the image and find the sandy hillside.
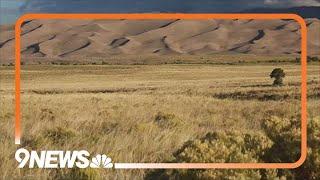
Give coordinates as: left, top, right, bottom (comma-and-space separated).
0, 19, 319, 63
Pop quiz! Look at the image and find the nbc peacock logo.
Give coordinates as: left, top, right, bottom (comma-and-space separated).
90, 154, 113, 168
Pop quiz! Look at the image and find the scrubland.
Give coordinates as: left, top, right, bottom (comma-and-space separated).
0, 61, 319, 179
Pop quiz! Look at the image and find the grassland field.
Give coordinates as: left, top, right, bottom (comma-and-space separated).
0, 58, 319, 179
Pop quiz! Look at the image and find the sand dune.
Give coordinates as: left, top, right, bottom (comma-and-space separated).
0, 19, 319, 63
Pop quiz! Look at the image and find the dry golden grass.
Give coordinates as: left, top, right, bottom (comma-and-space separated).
0, 62, 319, 179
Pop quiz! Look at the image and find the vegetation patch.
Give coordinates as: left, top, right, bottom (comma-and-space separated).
146, 116, 320, 180
39, 108, 56, 121
53, 168, 101, 180
43, 127, 76, 145
30, 87, 157, 95
262, 116, 320, 179
154, 112, 185, 129
212, 90, 293, 101
146, 131, 275, 179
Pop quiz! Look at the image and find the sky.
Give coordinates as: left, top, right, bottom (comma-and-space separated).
1, 0, 320, 24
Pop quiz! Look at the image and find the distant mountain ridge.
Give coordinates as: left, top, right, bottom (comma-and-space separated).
241, 6, 320, 19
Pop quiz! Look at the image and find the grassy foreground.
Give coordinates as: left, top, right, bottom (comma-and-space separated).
0, 63, 319, 179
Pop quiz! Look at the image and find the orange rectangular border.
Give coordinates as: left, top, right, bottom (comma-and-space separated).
15, 13, 307, 169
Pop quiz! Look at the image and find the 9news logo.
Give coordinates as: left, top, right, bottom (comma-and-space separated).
15, 148, 113, 169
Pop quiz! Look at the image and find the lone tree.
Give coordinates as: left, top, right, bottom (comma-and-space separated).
270, 68, 285, 86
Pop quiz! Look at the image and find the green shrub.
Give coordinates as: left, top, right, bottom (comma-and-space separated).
262, 116, 301, 163
299, 117, 320, 179
270, 68, 285, 86
173, 131, 273, 163
145, 131, 275, 180
146, 116, 320, 179
263, 116, 320, 179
